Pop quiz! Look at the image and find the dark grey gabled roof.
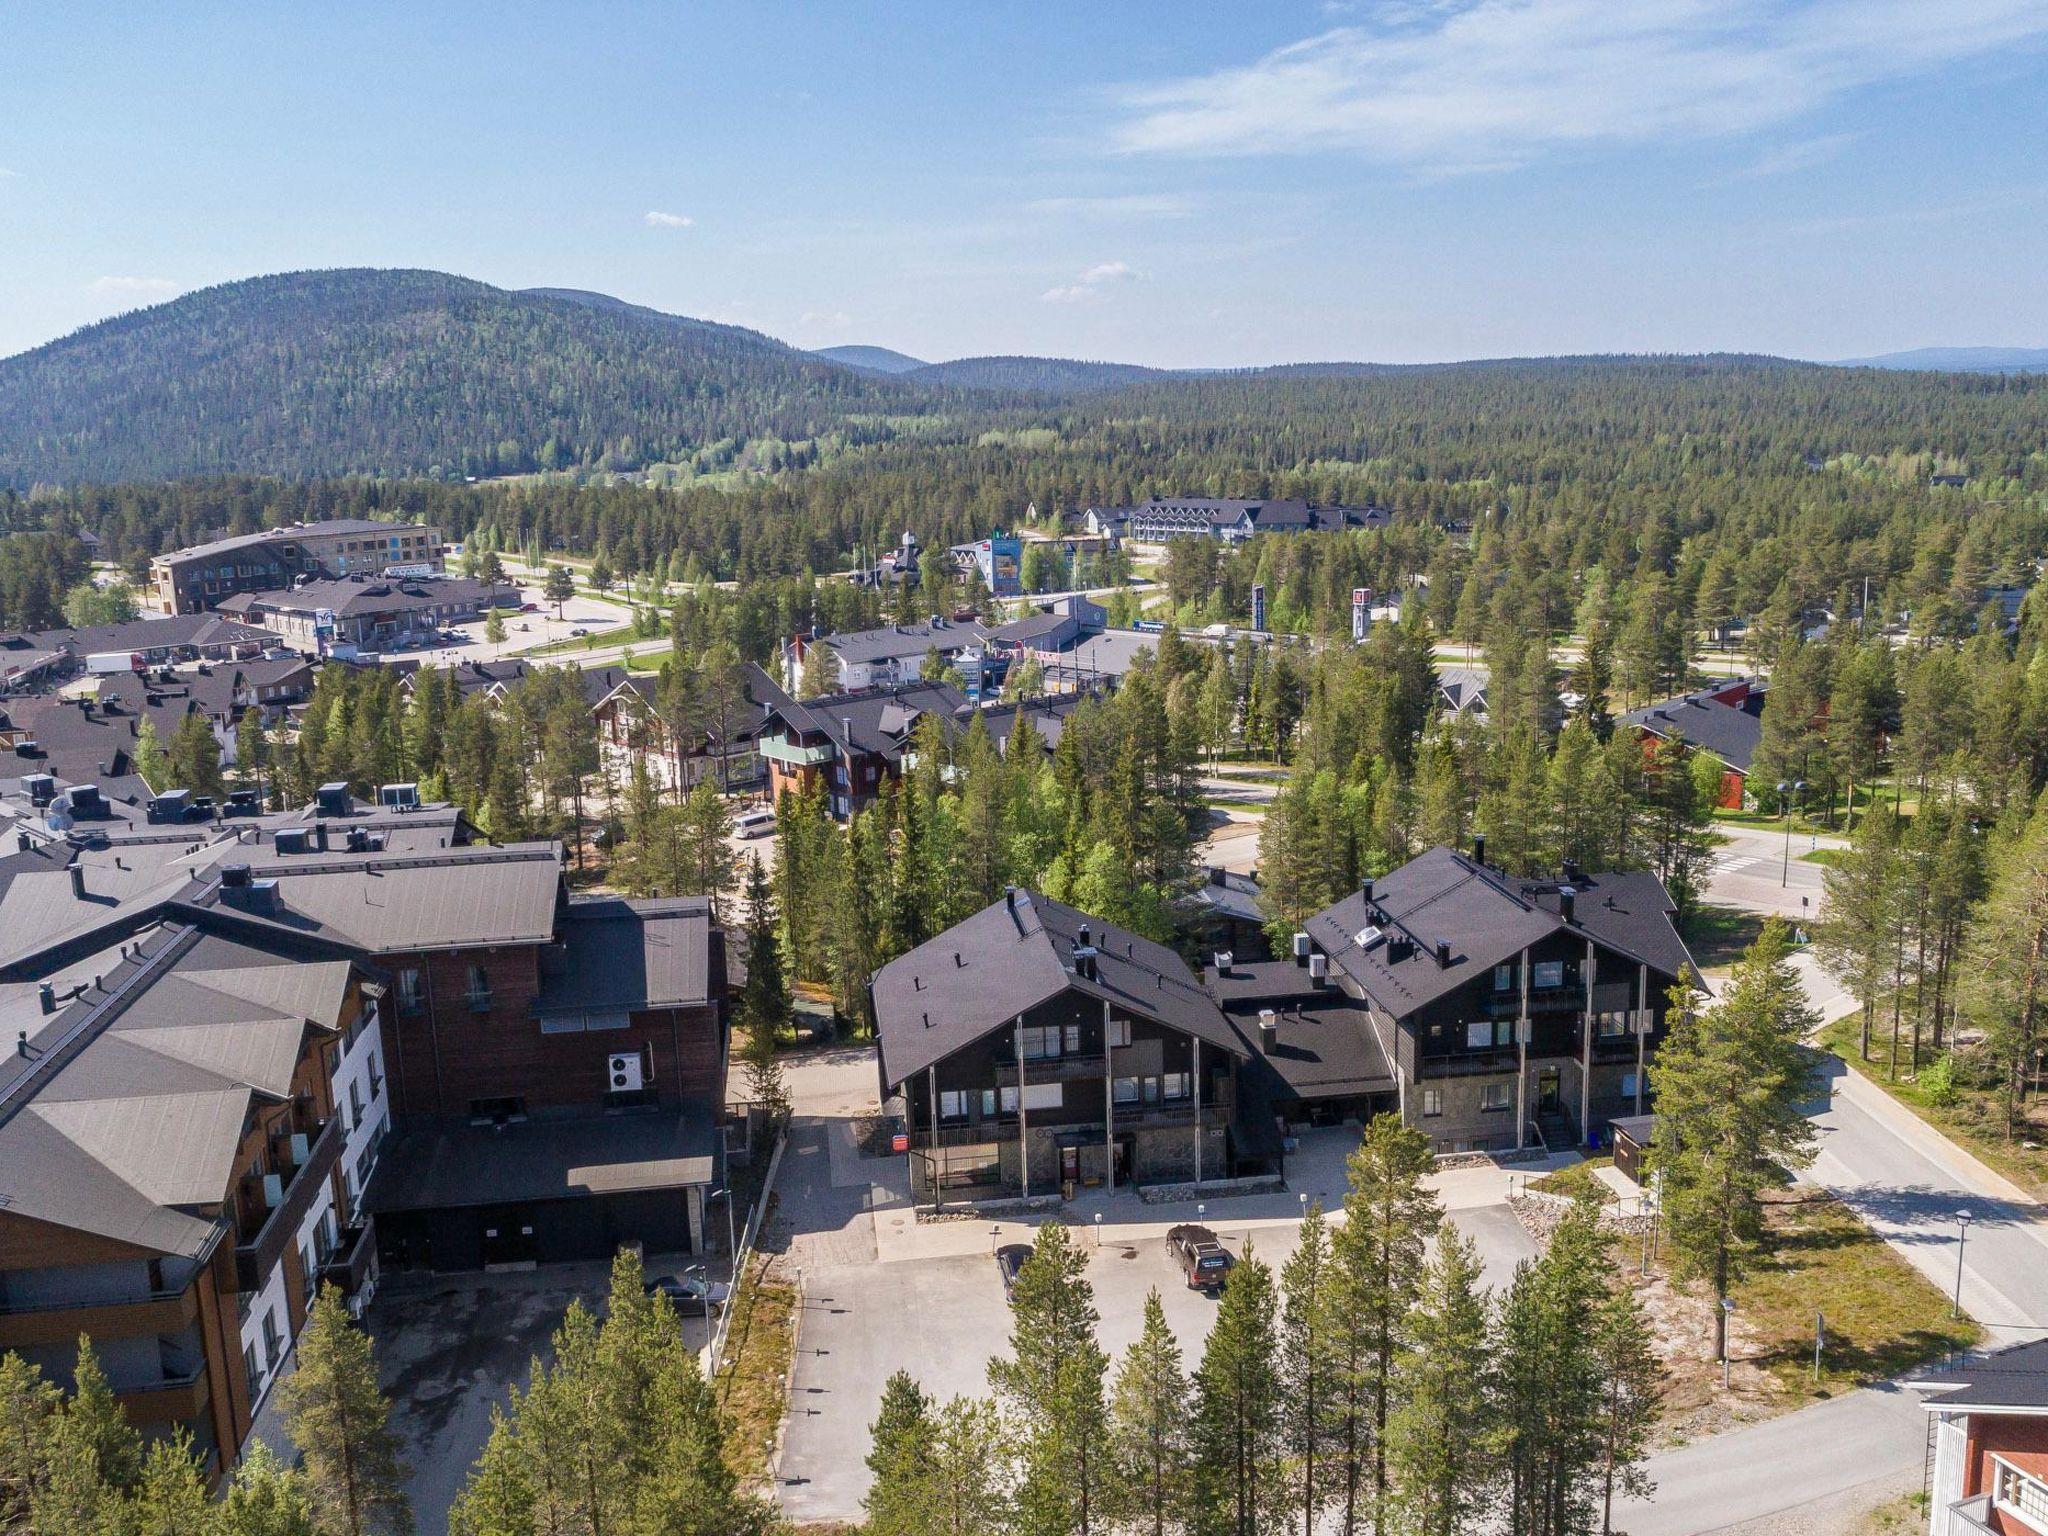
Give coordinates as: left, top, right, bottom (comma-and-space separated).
768, 678, 970, 761
1910, 1339, 2048, 1411
1304, 846, 1694, 1021
817, 619, 991, 666
1621, 683, 1766, 773
872, 889, 1246, 1089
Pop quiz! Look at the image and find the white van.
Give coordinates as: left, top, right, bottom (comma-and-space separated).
733, 808, 776, 839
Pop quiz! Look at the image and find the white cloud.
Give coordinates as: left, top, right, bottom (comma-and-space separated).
1041, 260, 1143, 304
644, 209, 694, 228
87, 276, 179, 300
1023, 193, 1198, 219
1725, 131, 1858, 180
800, 309, 853, 330
1112, 0, 2048, 172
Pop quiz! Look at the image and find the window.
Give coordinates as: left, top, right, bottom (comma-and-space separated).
1020, 1025, 1065, 1060
1533, 960, 1566, 990
1000, 1083, 1063, 1113
300, 1240, 318, 1291
1465, 1020, 1493, 1051
980, 1088, 999, 1118
465, 964, 491, 1010
349, 1080, 365, 1128
397, 969, 423, 1013
1162, 1072, 1190, 1102
1494, 963, 1516, 992
1421, 1089, 1443, 1118
1620, 1072, 1639, 1098
1597, 1011, 1629, 1039
939, 1090, 973, 1121
368, 1053, 383, 1100
1113, 1077, 1141, 1106
1107, 1018, 1131, 1048
261, 1308, 283, 1368
1480, 1083, 1512, 1112
244, 1343, 263, 1397
1995, 1458, 2048, 1530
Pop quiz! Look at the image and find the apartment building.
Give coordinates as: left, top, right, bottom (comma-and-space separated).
872, 889, 1261, 1203
783, 616, 994, 694
589, 663, 789, 796
758, 678, 968, 819
1086, 497, 1391, 545
216, 575, 514, 655
0, 909, 389, 1476
148, 520, 443, 616
1914, 1341, 2048, 1535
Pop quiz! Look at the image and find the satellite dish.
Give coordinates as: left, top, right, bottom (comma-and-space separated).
44, 810, 74, 833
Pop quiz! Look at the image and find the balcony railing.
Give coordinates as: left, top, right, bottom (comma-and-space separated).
236, 1114, 344, 1291
1946, 1494, 1997, 1534
994, 1051, 1109, 1085
759, 737, 835, 767
115, 1368, 211, 1425
0, 1283, 200, 1349
319, 1222, 377, 1299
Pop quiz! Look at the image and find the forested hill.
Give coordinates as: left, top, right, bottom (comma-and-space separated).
0, 269, 924, 486
905, 355, 1167, 393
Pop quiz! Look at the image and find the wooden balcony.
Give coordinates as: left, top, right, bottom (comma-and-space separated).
117, 1369, 211, 1426
993, 1051, 1109, 1085
0, 1281, 201, 1351
319, 1221, 377, 1298
235, 1113, 343, 1291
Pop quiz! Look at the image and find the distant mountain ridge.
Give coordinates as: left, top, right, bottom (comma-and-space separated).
0, 268, 914, 486
906, 355, 1167, 393
812, 344, 928, 374
1832, 346, 2048, 373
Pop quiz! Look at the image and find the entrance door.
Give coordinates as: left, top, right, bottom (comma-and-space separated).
1537, 1069, 1562, 1115
1060, 1146, 1080, 1184
480, 1206, 538, 1267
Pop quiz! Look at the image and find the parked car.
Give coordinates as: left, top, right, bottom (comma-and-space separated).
643, 1266, 731, 1317
570, 626, 590, 637
521, 602, 540, 613
995, 1243, 1033, 1297
1166, 1225, 1233, 1292
733, 808, 776, 839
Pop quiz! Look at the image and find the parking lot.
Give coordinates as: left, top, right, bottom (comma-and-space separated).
769, 1053, 1549, 1524
394, 584, 636, 669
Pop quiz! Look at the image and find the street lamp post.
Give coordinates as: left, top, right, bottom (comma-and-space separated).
1954, 1209, 1974, 1319
707, 1186, 737, 1260
1778, 780, 1806, 887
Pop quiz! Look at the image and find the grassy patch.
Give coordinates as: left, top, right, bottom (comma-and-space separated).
1529, 1156, 1615, 1204
1736, 1188, 1979, 1396
1625, 1184, 1978, 1442
713, 1240, 798, 1491
1800, 846, 1848, 869
522, 622, 642, 656
1821, 1015, 2048, 1202
1684, 903, 1767, 969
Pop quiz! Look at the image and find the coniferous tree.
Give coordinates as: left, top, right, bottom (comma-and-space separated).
1965, 796, 2048, 1138
1278, 1204, 1336, 1536
988, 1223, 1110, 1536
1327, 1117, 1443, 1536
1105, 1292, 1193, 1536
864, 1371, 934, 1536
1190, 1244, 1283, 1536
1653, 921, 1817, 1362
1386, 1227, 1493, 1535
281, 1286, 413, 1536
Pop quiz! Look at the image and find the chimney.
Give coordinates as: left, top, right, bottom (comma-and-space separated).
1309, 953, 1329, 987
1361, 878, 1375, 905
1472, 833, 1486, 867
1559, 886, 1576, 924
1213, 950, 1233, 977
37, 983, 54, 1015
1258, 1008, 1279, 1054
1292, 932, 1311, 966
1563, 859, 1582, 885
220, 862, 252, 888
15, 1030, 26, 1058
1435, 939, 1452, 968
315, 822, 329, 852
15, 830, 29, 852
68, 864, 84, 900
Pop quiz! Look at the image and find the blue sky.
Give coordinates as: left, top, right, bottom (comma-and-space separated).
3, 1, 2046, 367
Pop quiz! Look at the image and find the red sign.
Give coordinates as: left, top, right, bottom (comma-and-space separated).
891, 1132, 910, 1154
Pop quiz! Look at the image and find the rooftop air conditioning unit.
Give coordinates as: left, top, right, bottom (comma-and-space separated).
608, 1053, 644, 1093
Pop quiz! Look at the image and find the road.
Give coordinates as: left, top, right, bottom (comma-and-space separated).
1609, 843, 2048, 1530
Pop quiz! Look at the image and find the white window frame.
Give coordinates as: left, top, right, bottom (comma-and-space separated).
1994, 1456, 2048, 1534
1421, 1088, 1443, 1118
1480, 1083, 1512, 1112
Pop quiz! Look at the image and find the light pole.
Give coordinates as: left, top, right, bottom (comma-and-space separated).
1093, 1212, 1103, 1248
1778, 779, 1806, 886
1954, 1209, 1974, 1319
707, 1186, 737, 1261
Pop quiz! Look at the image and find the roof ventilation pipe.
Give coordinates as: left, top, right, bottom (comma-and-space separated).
1292, 932, 1311, 966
